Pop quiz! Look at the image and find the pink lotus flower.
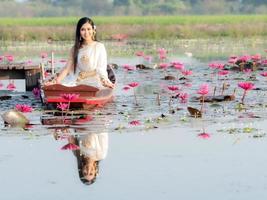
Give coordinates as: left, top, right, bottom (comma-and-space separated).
208, 62, 224, 69
60, 93, 80, 101
262, 60, 267, 65
167, 85, 180, 91
238, 82, 254, 91
197, 84, 209, 96
15, 104, 33, 113
260, 72, 267, 77
173, 63, 185, 71
251, 54, 261, 61
129, 120, 141, 126
179, 92, 189, 103
32, 87, 41, 99
218, 70, 229, 76
61, 143, 80, 150
159, 63, 169, 69
123, 64, 135, 71
238, 55, 251, 63
238, 82, 254, 104
157, 48, 167, 55
6, 55, 14, 62
181, 70, 193, 76
144, 55, 152, 62
228, 56, 238, 64
6, 82, 16, 91
198, 132, 210, 139
135, 51, 144, 57
57, 102, 68, 111
128, 82, 139, 88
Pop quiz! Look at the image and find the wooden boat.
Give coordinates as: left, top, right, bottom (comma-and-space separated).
42, 65, 116, 109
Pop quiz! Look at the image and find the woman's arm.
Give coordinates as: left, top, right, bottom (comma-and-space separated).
55, 48, 74, 83
96, 43, 114, 88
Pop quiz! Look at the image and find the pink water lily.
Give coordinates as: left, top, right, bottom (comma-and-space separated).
135, 51, 144, 57
208, 62, 224, 69
181, 70, 193, 76
61, 143, 80, 150
251, 54, 261, 61
129, 120, 141, 126
243, 69, 252, 74
128, 82, 139, 88
144, 55, 152, 62
218, 70, 229, 76
123, 86, 131, 91
159, 63, 169, 69
198, 132, 210, 139
238, 82, 254, 104
260, 72, 267, 77
167, 85, 180, 91
179, 92, 189, 103
40, 52, 48, 59
197, 84, 209, 113
238, 55, 251, 63
173, 63, 184, 71
15, 104, 33, 113
60, 93, 80, 101
262, 60, 267, 65
123, 64, 136, 71
57, 102, 69, 111
6, 82, 16, 91
6, 55, 14, 62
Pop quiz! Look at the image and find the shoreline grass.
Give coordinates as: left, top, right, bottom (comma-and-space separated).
0, 15, 266, 41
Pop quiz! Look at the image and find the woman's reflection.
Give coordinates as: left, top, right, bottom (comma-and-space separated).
68, 132, 108, 185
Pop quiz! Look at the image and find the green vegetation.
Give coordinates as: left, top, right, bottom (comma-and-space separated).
0, 15, 266, 41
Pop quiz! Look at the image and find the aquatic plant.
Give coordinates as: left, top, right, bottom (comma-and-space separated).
198, 132, 210, 139
15, 104, 33, 113
197, 83, 209, 113
237, 82, 254, 104
61, 143, 80, 151
128, 82, 140, 106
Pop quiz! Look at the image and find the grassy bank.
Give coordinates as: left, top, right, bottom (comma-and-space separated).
0, 15, 266, 41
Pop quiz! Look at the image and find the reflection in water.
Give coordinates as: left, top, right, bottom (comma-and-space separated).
44, 111, 111, 185
69, 132, 108, 185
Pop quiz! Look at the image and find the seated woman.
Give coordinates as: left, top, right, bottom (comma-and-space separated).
47, 17, 114, 89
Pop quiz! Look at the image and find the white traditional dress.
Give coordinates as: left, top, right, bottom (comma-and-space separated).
62, 41, 109, 89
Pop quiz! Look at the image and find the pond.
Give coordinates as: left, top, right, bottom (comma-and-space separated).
0, 38, 267, 200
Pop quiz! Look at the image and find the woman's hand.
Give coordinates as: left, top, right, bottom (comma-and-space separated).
101, 79, 114, 88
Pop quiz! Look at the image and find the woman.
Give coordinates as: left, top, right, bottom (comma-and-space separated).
48, 17, 114, 89
69, 132, 109, 185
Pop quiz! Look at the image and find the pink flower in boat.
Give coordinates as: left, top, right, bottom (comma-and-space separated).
6, 82, 16, 91
197, 84, 209, 96
57, 102, 68, 111
159, 63, 169, 69
123, 86, 131, 91
40, 52, 48, 59
182, 70, 193, 76
238, 82, 254, 91
167, 85, 180, 91
15, 104, 33, 113
128, 82, 139, 88
260, 72, 267, 77
60, 93, 80, 101
61, 143, 80, 150
32, 87, 41, 99
198, 132, 210, 139
218, 70, 229, 76
179, 92, 189, 103
129, 120, 141, 126
135, 51, 144, 57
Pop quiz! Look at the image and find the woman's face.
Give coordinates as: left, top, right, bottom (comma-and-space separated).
82, 160, 97, 181
80, 22, 94, 42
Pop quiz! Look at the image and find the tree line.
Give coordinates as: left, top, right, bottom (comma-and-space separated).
0, 0, 267, 17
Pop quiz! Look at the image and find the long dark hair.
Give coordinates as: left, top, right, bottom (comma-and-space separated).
73, 17, 97, 73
